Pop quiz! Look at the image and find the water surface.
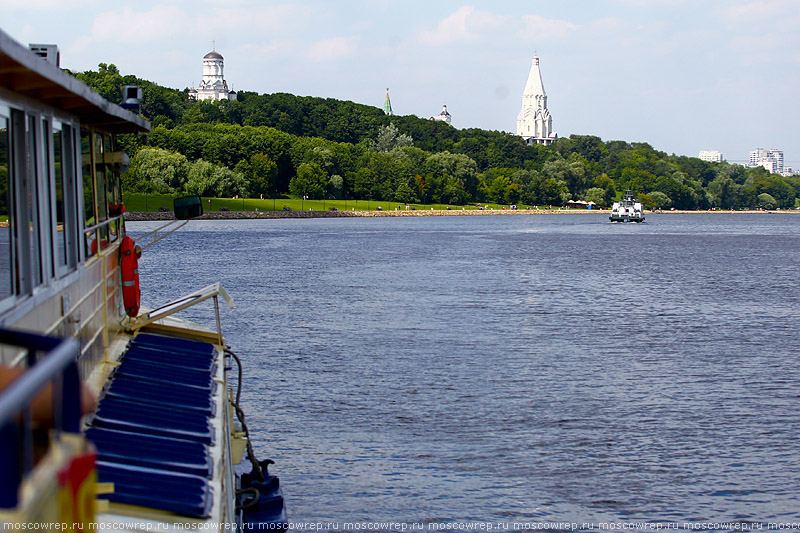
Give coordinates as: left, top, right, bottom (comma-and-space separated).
130, 213, 800, 529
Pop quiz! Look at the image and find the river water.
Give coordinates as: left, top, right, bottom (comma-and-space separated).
129, 213, 800, 530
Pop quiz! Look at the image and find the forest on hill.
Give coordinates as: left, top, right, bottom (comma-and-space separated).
73, 64, 799, 210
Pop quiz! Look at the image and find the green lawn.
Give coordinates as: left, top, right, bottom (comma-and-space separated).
122, 193, 550, 213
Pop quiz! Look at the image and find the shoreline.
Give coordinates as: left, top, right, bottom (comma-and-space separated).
123, 208, 799, 221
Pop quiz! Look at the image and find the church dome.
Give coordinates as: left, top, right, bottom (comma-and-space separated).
204, 50, 223, 60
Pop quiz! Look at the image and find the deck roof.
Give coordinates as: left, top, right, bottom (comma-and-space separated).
0, 28, 149, 134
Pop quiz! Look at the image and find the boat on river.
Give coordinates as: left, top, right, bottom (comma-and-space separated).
609, 190, 645, 222
0, 28, 286, 531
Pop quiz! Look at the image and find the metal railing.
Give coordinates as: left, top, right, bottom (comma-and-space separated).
0, 329, 81, 509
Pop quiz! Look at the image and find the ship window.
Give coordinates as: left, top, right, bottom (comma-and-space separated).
103, 134, 118, 243
93, 133, 109, 249
25, 115, 43, 287
0, 115, 11, 302
81, 128, 95, 258
42, 118, 54, 280
51, 121, 76, 275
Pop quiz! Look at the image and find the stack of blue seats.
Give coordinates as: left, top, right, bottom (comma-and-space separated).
88, 333, 219, 518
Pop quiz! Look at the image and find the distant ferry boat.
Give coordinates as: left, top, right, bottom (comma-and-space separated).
610, 190, 645, 222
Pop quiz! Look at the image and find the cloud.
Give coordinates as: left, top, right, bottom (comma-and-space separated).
196, 5, 313, 36
307, 36, 360, 62
519, 14, 579, 41
722, 0, 792, 20
418, 6, 579, 48
719, 0, 800, 62
418, 5, 477, 46
87, 4, 313, 45
0, 0, 96, 11
90, 6, 187, 43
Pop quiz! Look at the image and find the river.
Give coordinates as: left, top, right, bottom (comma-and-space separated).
129, 213, 800, 530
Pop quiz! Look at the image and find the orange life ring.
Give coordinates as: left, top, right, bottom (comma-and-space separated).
119, 236, 140, 317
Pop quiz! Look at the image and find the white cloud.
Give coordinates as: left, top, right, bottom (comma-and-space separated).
722, 0, 792, 20
87, 4, 313, 46
418, 6, 579, 48
90, 6, 187, 43
519, 14, 579, 41
307, 36, 360, 62
0, 0, 96, 11
196, 5, 313, 36
418, 5, 477, 46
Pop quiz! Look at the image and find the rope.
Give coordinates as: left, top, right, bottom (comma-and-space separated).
225, 347, 265, 482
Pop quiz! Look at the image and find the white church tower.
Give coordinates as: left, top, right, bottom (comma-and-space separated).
189, 46, 237, 102
516, 54, 556, 145
430, 104, 452, 125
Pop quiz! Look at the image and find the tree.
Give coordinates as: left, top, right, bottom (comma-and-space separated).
707, 176, 739, 209
647, 191, 672, 210
124, 147, 189, 193
328, 174, 344, 199
424, 151, 479, 202
213, 166, 248, 198
757, 193, 777, 210
585, 187, 608, 207
370, 123, 413, 153
542, 156, 592, 198
290, 162, 327, 199
487, 175, 512, 204
185, 159, 216, 197
394, 179, 420, 204
247, 154, 278, 196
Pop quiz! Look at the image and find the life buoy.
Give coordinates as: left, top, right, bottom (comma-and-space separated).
119, 236, 140, 317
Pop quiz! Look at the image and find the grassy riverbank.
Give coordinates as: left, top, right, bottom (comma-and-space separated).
122, 193, 591, 214
121, 193, 800, 218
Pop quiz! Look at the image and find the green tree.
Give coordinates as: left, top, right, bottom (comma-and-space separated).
328, 174, 344, 199
585, 187, 608, 207
247, 153, 278, 196
424, 152, 479, 202
185, 159, 216, 197
290, 162, 327, 199
542, 156, 591, 198
487, 175, 512, 204
124, 147, 189, 193
394, 179, 420, 203
213, 166, 248, 198
757, 193, 777, 210
647, 191, 672, 210
370, 123, 413, 153
707, 176, 739, 209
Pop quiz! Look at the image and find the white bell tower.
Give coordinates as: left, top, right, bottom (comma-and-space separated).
516, 54, 556, 145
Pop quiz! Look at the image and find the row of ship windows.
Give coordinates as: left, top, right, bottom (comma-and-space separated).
0, 101, 121, 314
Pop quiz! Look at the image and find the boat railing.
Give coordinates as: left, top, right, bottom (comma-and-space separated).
135, 219, 190, 252
83, 214, 125, 254
83, 214, 124, 235
0, 329, 81, 508
129, 282, 234, 346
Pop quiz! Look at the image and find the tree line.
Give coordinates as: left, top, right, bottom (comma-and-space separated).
74, 64, 800, 210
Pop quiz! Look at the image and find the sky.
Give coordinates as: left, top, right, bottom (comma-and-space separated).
2, 0, 798, 165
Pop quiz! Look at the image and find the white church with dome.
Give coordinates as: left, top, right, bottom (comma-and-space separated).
516, 54, 556, 145
430, 104, 451, 125
189, 47, 237, 102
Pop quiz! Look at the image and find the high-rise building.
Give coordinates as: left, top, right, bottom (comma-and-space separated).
189, 46, 237, 102
698, 150, 723, 163
749, 148, 783, 174
516, 54, 556, 145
